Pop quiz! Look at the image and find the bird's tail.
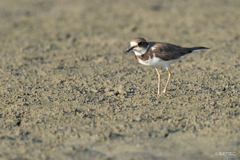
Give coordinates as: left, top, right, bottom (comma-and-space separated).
187, 47, 210, 53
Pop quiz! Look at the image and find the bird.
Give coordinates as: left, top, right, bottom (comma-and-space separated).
125, 37, 209, 95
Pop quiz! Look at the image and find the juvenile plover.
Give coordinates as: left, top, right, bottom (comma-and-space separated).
126, 37, 209, 94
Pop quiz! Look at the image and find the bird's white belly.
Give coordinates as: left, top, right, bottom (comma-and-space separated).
138, 54, 185, 67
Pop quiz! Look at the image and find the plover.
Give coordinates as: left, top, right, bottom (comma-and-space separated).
126, 37, 209, 94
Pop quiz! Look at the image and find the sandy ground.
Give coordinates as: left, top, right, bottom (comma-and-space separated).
0, 0, 240, 159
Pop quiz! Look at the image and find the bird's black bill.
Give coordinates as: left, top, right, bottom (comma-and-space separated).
125, 46, 134, 52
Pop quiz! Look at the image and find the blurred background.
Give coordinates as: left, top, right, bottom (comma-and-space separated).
0, 0, 240, 159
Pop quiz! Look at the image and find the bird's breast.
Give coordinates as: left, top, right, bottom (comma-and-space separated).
136, 53, 162, 66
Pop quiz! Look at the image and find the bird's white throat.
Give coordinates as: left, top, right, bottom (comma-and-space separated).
133, 44, 150, 56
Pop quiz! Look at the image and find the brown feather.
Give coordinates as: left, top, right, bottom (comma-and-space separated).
136, 42, 209, 61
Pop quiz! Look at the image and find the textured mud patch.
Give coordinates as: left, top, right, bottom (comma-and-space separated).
0, 0, 240, 159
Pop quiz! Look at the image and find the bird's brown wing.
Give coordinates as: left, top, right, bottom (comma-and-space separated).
150, 42, 191, 61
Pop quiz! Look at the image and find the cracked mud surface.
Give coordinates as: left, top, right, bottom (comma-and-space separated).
0, 0, 240, 159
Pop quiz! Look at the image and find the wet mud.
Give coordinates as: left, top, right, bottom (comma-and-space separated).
0, 0, 240, 159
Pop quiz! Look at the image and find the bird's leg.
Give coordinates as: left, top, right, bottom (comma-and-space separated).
155, 68, 161, 95
163, 68, 171, 93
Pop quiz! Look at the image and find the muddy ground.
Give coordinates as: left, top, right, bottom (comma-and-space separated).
0, 0, 240, 159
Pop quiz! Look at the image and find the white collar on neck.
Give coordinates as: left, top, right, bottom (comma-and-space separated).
133, 44, 150, 56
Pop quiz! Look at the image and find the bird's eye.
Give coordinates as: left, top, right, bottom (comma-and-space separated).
138, 42, 143, 46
